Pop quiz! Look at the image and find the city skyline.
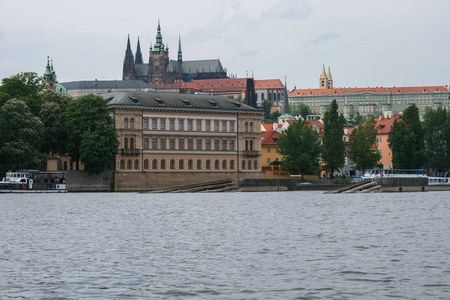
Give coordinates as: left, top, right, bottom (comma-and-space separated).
0, 0, 449, 89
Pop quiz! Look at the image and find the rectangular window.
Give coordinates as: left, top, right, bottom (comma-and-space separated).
215, 140, 219, 150
206, 140, 211, 150
161, 139, 166, 150
197, 139, 202, 150
152, 119, 157, 129
144, 138, 149, 149
267, 158, 271, 163
188, 120, 193, 131
276, 148, 279, 153
230, 140, 235, 151
230, 122, 235, 131
161, 119, 165, 130
206, 121, 210, 131
179, 139, 184, 150
143, 119, 148, 129
152, 138, 158, 149
170, 119, 175, 130
179, 120, 184, 130
170, 139, 175, 150
188, 139, 193, 150
267, 148, 271, 153
222, 140, 227, 150
222, 121, 227, 131
215, 121, 219, 131
197, 120, 202, 131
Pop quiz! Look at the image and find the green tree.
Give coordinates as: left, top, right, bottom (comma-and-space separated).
348, 115, 381, 172
64, 94, 119, 174
39, 90, 72, 155
0, 99, 46, 175
388, 104, 425, 169
0, 72, 42, 115
261, 99, 272, 118
265, 110, 281, 124
322, 100, 345, 178
290, 103, 310, 120
423, 107, 449, 174
278, 120, 322, 178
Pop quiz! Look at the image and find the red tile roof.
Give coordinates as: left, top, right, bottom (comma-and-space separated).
261, 130, 280, 145
290, 86, 448, 96
375, 116, 402, 134
254, 79, 284, 89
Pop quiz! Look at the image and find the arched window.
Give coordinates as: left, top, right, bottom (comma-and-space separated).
244, 122, 248, 132
120, 160, 125, 169
206, 160, 211, 169
124, 138, 128, 149
161, 159, 166, 169
250, 122, 253, 132
248, 160, 252, 169
124, 118, 128, 128
249, 140, 253, 151
245, 140, 249, 151
179, 160, 184, 169
130, 118, 134, 129
188, 160, 193, 169
127, 160, 132, 169
130, 138, 134, 149
268, 91, 272, 101
152, 159, 157, 169
170, 159, 175, 169
254, 160, 258, 170
215, 160, 219, 169
261, 93, 265, 101
134, 160, 139, 169
222, 160, 227, 169
144, 159, 149, 169
197, 159, 202, 169
242, 160, 246, 170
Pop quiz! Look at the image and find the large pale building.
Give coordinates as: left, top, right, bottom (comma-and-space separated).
289, 86, 450, 120
105, 91, 264, 191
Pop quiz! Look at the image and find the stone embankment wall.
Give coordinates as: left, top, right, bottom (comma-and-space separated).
239, 178, 338, 192
375, 177, 428, 192
66, 171, 115, 192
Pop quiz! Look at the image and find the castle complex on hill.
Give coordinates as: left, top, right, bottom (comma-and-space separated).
122, 20, 228, 85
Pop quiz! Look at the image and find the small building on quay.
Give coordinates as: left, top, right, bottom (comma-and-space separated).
104, 91, 265, 191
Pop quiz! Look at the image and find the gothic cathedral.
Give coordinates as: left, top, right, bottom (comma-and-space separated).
123, 20, 228, 85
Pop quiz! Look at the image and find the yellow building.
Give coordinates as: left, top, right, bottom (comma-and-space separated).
105, 91, 265, 191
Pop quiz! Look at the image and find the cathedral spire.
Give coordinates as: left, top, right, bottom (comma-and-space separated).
152, 18, 167, 53
282, 79, 291, 115
178, 35, 183, 63
319, 64, 328, 89
135, 37, 143, 64
123, 35, 136, 80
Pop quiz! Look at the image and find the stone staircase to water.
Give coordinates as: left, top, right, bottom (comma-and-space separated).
326, 179, 381, 194
147, 179, 238, 193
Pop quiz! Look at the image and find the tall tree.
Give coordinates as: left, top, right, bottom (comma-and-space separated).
0, 99, 46, 175
39, 90, 72, 155
322, 100, 345, 178
278, 120, 322, 178
290, 103, 310, 120
423, 107, 449, 174
388, 104, 425, 169
64, 94, 119, 174
348, 115, 381, 172
0, 72, 42, 115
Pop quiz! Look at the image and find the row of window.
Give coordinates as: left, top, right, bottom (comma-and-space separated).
124, 118, 256, 132
142, 138, 236, 151
119, 159, 259, 170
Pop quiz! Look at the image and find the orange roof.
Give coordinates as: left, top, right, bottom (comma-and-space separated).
290, 86, 448, 96
375, 115, 402, 134
181, 82, 200, 90
151, 81, 184, 89
261, 123, 273, 131
306, 120, 324, 129
261, 130, 280, 145
254, 79, 284, 89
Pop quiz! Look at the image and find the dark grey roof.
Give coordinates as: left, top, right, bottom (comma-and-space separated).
60, 80, 151, 90
104, 91, 261, 112
167, 59, 225, 74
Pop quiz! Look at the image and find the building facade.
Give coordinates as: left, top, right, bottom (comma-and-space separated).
289, 86, 450, 120
123, 20, 228, 84
105, 91, 264, 191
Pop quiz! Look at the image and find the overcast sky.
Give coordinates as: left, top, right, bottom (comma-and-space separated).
1, 0, 449, 90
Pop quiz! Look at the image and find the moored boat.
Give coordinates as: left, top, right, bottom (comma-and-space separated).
0, 170, 67, 193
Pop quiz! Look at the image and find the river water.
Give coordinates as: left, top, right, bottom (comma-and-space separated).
0, 191, 449, 299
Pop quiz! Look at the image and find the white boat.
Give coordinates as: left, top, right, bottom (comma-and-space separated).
0, 170, 67, 193
428, 176, 450, 185
350, 169, 427, 183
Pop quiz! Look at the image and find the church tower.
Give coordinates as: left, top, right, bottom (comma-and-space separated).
148, 19, 170, 84
319, 65, 333, 89
43, 56, 57, 92
135, 37, 143, 65
123, 35, 136, 80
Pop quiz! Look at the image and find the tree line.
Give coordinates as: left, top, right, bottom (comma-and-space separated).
0, 72, 119, 176
277, 99, 450, 178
